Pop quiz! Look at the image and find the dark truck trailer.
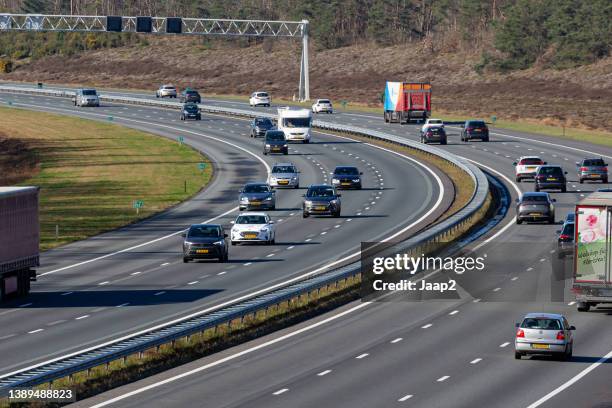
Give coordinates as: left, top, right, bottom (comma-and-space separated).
383, 82, 431, 124
0, 186, 39, 301
572, 192, 612, 312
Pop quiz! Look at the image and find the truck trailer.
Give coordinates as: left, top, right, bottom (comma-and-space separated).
0, 186, 39, 301
383, 82, 431, 124
572, 192, 612, 312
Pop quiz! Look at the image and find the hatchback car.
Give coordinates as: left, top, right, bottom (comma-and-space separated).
180, 103, 201, 121
230, 212, 275, 245
421, 126, 447, 145
303, 184, 341, 218
268, 163, 299, 188
515, 192, 556, 224
239, 183, 276, 211
181, 224, 228, 263
535, 165, 567, 192
312, 99, 333, 114
557, 214, 575, 258
250, 117, 275, 138
460, 120, 489, 142
515, 313, 575, 360
249, 91, 271, 107
577, 158, 608, 184
514, 156, 546, 182
73, 89, 100, 107
180, 89, 201, 104
156, 85, 177, 98
331, 166, 363, 189
263, 130, 288, 155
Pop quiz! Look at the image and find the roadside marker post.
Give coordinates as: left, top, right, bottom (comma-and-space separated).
133, 200, 144, 215
198, 162, 206, 173
178, 136, 184, 145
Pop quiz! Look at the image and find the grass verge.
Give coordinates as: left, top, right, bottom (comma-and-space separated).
0, 106, 212, 250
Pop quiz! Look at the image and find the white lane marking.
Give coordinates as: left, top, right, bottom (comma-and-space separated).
398, 394, 413, 402
320, 231, 327, 235
47, 320, 66, 326
334, 225, 341, 228
75, 315, 90, 320
217, 271, 227, 276
116, 303, 130, 308
161, 262, 170, 266
28, 329, 44, 334
568, 301, 576, 306
347, 218, 353, 222
526, 349, 612, 408
539, 258, 546, 262
421, 324, 433, 329
305, 238, 312, 242
187, 281, 198, 285
154, 291, 165, 296
273, 388, 289, 396
287, 246, 295, 250
473, 298, 481, 303
130, 272, 141, 276
437, 376, 450, 382
266, 253, 276, 257
470, 358, 482, 364
98, 281, 110, 286
493, 287, 501, 292
356, 353, 369, 359
449, 310, 459, 315
243, 262, 252, 266
0, 334, 16, 340
391, 337, 403, 344
511, 277, 519, 281
19, 303, 32, 308
317, 370, 332, 376
61, 292, 73, 296
499, 342, 510, 348
527, 267, 533, 271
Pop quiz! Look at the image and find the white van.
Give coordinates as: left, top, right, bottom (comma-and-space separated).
277, 107, 312, 143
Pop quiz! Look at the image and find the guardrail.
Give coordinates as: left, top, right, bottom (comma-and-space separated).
0, 85, 489, 395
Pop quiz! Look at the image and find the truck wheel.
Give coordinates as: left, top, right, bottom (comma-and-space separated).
577, 302, 590, 312
384, 112, 389, 123
548, 216, 555, 224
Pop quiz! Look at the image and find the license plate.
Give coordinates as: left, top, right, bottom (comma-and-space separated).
592, 174, 601, 178
196, 249, 209, 254
532, 344, 549, 349
278, 180, 289, 185
272, 147, 281, 151
526, 166, 536, 170
474, 129, 481, 132
547, 178, 557, 181
244, 233, 258, 239
315, 206, 327, 211
250, 202, 261, 206
341, 182, 352, 186
529, 212, 542, 216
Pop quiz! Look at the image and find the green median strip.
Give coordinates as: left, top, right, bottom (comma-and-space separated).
0, 106, 212, 250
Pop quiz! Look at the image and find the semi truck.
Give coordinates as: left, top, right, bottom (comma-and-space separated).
0, 186, 39, 301
572, 192, 612, 312
383, 82, 431, 124
277, 107, 312, 143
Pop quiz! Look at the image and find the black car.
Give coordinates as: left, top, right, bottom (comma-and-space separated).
263, 130, 288, 155
535, 165, 567, 192
515, 192, 556, 224
302, 184, 341, 218
182, 224, 228, 263
180, 103, 201, 121
577, 158, 608, 184
421, 126, 447, 145
180, 89, 201, 104
331, 166, 363, 189
461, 120, 489, 142
251, 117, 275, 138
557, 214, 575, 258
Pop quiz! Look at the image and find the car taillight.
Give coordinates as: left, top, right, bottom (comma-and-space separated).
466, 127, 473, 131
580, 167, 588, 171
604, 167, 608, 172
426, 131, 432, 136
559, 234, 571, 240
516, 329, 525, 338
536, 175, 545, 180
556, 331, 565, 340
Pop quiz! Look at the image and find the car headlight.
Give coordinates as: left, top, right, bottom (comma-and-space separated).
283, 144, 288, 148
332, 178, 339, 184
240, 197, 249, 203
184, 241, 194, 246
291, 176, 297, 180
304, 200, 312, 206
212, 240, 224, 245
265, 144, 271, 148
330, 200, 338, 205
265, 196, 272, 201
354, 178, 360, 182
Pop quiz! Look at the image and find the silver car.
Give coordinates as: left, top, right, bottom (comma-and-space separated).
73, 89, 100, 107
239, 182, 276, 211
268, 163, 299, 188
156, 85, 177, 98
515, 313, 575, 360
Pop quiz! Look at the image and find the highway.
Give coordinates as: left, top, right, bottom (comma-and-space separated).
0, 91, 447, 379
45, 86, 612, 408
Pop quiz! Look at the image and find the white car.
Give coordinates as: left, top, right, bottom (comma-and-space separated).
312, 99, 333, 113
513, 156, 546, 182
249, 91, 271, 107
156, 85, 177, 98
230, 212, 276, 245
420, 118, 444, 133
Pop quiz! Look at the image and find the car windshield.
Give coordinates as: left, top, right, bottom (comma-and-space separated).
334, 167, 359, 175
188, 226, 221, 238
283, 117, 311, 128
521, 318, 562, 330
82, 90, 97, 96
266, 132, 285, 141
255, 119, 273, 127
520, 158, 543, 165
561, 223, 574, 236
307, 187, 335, 198
539, 167, 563, 176
236, 215, 267, 224
522, 195, 548, 203
184, 104, 198, 111
243, 184, 270, 193
583, 159, 605, 166
272, 166, 296, 174
468, 121, 486, 127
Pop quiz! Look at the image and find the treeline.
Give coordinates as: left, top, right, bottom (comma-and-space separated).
0, 0, 609, 70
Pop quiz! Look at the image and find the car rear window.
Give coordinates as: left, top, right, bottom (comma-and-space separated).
538, 167, 563, 176
257, 93, 269, 97
163, 86, 175, 90
521, 318, 562, 330
318, 100, 331, 104
561, 223, 574, 236
583, 159, 605, 166
519, 158, 543, 165
522, 195, 548, 202
467, 121, 486, 127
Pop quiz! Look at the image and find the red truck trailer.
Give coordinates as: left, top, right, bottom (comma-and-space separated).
0, 186, 39, 301
383, 82, 431, 124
